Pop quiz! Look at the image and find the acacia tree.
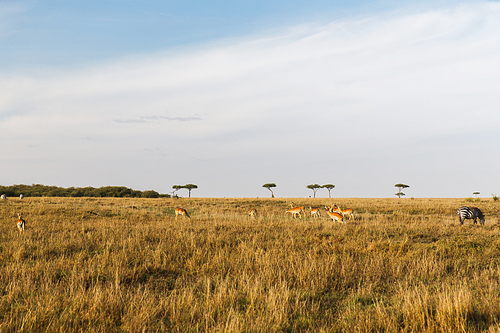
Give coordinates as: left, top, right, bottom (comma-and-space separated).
395, 183, 409, 198
473, 191, 480, 198
172, 185, 183, 197
322, 184, 335, 198
262, 183, 276, 198
306, 184, 322, 198
183, 184, 198, 198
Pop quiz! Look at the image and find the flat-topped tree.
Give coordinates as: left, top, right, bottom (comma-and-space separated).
183, 184, 198, 198
172, 185, 183, 197
322, 184, 335, 198
306, 184, 322, 198
262, 183, 276, 198
395, 183, 409, 198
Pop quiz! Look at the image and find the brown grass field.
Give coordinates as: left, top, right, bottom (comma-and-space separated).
1, 197, 500, 332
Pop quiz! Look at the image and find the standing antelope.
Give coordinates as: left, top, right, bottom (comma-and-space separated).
17, 213, 25, 233
310, 207, 321, 218
325, 204, 337, 213
325, 208, 345, 224
248, 208, 257, 217
286, 207, 302, 218
334, 207, 354, 220
175, 208, 191, 219
290, 203, 305, 215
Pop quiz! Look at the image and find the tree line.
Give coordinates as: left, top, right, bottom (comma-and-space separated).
0, 184, 170, 198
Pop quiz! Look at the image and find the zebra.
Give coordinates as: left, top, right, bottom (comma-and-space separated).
1, 194, 6, 200
457, 206, 485, 225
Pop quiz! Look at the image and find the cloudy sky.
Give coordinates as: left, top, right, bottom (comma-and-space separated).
1, 0, 499, 198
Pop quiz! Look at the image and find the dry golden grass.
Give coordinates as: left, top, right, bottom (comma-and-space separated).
1, 197, 500, 332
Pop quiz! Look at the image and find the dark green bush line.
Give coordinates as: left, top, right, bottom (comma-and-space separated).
0, 184, 170, 198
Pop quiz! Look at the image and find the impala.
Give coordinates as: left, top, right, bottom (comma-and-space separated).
334, 206, 354, 220
175, 208, 191, 219
325, 204, 337, 213
17, 213, 25, 233
248, 208, 257, 217
325, 208, 345, 224
290, 203, 305, 215
310, 207, 321, 218
286, 207, 302, 218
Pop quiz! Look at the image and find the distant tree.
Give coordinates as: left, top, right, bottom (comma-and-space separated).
395, 183, 410, 198
322, 184, 335, 198
262, 183, 277, 198
172, 185, 183, 197
183, 184, 198, 198
306, 184, 322, 198
473, 191, 480, 198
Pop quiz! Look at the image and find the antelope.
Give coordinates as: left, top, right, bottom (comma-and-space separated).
175, 208, 191, 219
324, 209, 345, 224
248, 208, 257, 217
333, 206, 354, 220
286, 207, 302, 218
310, 207, 321, 218
325, 204, 337, 213
16, 213, 25, 233
290, 203, 305, 215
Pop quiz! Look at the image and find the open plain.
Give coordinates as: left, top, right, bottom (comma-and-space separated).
1, 197, 499, 332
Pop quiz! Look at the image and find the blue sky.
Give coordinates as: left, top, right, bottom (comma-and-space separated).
1, 0, 500, 198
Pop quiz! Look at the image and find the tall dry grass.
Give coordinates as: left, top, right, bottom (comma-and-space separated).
0, 197, 499, 332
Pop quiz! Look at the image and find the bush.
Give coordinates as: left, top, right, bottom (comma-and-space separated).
492, 193, 499, 201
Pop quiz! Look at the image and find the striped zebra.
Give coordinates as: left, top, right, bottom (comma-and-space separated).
457, 206, 485, 225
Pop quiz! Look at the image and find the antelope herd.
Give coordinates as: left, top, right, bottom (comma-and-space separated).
5, 200, 354, 235
175, 202, 354, 224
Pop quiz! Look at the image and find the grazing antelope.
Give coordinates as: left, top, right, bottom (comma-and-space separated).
310, 207, 321, 218
248, 208, 257, 217
175, 208, 191, 219
17, 213, 25, 233
286, 207, 302, 218
334, 207, 354, 220
324, 209, 345, 224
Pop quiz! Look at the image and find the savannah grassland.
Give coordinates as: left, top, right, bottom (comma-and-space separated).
1, 197, 500, 332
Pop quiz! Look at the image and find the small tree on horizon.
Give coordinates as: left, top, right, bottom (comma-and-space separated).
322, 184, 335, 198
306, 184, 322, 198
172, 185, 183, 197
183, 184, 198, 198
262, 183, 277, 198
395, 183, 409, 198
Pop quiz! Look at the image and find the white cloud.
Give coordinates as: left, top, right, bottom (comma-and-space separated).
1, 1, 500, 196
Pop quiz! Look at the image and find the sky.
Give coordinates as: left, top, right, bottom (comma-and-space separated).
1, 0, 499, 198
